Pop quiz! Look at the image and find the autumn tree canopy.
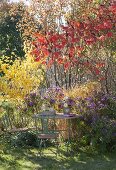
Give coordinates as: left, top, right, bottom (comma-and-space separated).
0, 1, 42, 64
0, 2, 25, 62
31, 0, 116, 91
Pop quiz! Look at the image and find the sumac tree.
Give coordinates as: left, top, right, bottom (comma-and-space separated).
32, 1, 116, 91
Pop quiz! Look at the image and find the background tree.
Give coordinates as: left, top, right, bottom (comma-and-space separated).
32, 0, 116, 93
29, 0, 70, 32
0, 1, 41, 64
0, 2, 25, 63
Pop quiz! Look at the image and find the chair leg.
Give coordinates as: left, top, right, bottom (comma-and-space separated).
56, 141, 59, 157
38, 139, 43, 157
66, 139, 70, 154
43, 139, 46, 149
55, 138, 60, 157
37, 138, 60, 157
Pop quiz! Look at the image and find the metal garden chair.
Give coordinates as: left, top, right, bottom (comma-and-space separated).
33, 113, 60, 157
1, 113, 34, 135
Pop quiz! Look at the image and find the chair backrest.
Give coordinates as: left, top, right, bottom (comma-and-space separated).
1, 113, 30, 131
14, 113, 29, 128
41, 118, 49, 133
2, 113, 14, 131
34, 114, 57, 134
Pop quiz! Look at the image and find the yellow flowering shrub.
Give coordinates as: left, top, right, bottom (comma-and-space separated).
64, 81, 101, 99
0, 53, 44, 102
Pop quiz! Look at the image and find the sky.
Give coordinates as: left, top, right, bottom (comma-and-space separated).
10, 0, 30, 5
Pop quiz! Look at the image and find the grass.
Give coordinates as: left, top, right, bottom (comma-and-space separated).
0, 135, 116, 170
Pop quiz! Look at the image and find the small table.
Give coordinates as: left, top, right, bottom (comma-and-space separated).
32, 113, 82, 120
33, 113, 82, 153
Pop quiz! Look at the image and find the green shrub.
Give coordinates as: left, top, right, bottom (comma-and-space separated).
11, 132, 37, 147
71, 93, 116, 152
11, 131, 53, 148
90, 116, 116, 152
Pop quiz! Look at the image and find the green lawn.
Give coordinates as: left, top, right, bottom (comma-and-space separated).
0, 136, 116, 170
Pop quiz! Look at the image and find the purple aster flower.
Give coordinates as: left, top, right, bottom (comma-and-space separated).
67, 98, 75, 106
91, 114, 99, 122
88, 102, 96, 109
30, 92, 36, 97
77, 104, 81, 108
85, 97, 93, 101
79, 109, 83, 113
55, 86, 61, 91
85, 118, 92, 125
79, 115, 84, 120
112, 96, 116, 100
101, 96, 107, 101
98, 101, 102, 105
50, 99, 55, 104
111, 121, 116, 127
28, 101, 34, 107
76, 97, 82, 101
99, 103, 105, 108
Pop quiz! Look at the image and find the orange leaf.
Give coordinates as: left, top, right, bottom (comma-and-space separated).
64, 62, 70, 70
57, 58, 64, 64
109, 5, 116, 14
47, 59, 54, 68
35, 57, 41, 62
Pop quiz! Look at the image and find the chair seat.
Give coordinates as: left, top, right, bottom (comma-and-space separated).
37, 133, 59, 139
7, 127, 29, 133
3, 126, 37, 133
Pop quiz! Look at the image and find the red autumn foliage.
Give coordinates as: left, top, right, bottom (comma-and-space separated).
98, 35, 106, 41
57, 58, 64, 65
96, 62, 105, 68
47, 59, 54, 68
52, 52, 61, 59
85, 37, 96, 45
64, 62, 70, 70
41, 61, 47, 65
109, 5, 116, 14
35, 57, 41, 62
93, 67, 100, 75
32, 2, 115, 79
99, 77, 106, 81
106, 32, 113, 37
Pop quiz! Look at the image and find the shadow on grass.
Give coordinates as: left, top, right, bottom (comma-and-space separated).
0, 136, 116, 170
